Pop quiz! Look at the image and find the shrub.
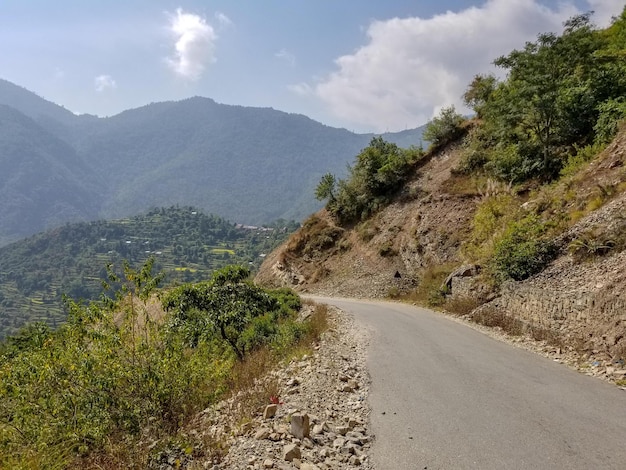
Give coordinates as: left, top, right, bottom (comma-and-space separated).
560, 142, 605, 177
490, 215, 558, 281
594, 98, 626, 145
378, 242, 397, 257
321, 137, 424, 225
423, 106, 465, 150
0, 261, 322, 468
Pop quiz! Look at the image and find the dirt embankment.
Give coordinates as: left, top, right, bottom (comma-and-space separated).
255, 143, 477, 298
257, 131, 626, 374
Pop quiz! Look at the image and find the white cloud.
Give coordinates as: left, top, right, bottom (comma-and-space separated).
94, 74, 117, 92
215, 11, 233, 27
288, 82, 313, 96
166, 8, 217, 81
307, 0, 623, 132
275, 48, 296, 66
587, 0, 625, 26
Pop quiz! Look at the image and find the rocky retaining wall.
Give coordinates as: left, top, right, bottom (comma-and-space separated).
467, 251, 626, 358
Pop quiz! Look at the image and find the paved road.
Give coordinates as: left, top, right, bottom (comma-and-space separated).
311, 297, 626, 470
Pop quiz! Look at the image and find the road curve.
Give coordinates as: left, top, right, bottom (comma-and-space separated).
310, 297, 626, 470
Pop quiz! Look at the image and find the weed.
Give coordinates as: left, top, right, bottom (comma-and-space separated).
378, 242, 397, 257
444, 296, 483, 316
387, 286, 401, 299
470, 307, 525, 336
568, 232, 616, 261
402, 264, 456, 307
357, 220, 378, 242
560, 142, 605, 177
490, 215, 558, 282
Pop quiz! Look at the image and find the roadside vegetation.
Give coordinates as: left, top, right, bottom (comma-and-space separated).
0, 261, 327, 469
315, 136, 425, 224
435, 10, 626, 287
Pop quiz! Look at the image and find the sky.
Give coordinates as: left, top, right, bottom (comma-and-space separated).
0, 0, 624, 133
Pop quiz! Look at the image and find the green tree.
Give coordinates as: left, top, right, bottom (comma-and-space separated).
326, 137, 423, 224
463, 74, 497, 118
162, 265, 277, 359
480, 12, 622, 181
315, 172, 337, 204
423, 106, 465, 150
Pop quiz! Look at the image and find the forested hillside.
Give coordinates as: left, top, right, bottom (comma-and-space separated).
0, 105, 99, 246
0, 206, 297, 338
0, 79, 425, 245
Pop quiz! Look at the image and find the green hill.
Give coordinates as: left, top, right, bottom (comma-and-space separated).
0, 206, 297, 339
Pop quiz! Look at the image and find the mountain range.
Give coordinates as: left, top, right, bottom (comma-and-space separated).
0, 79, 425, 246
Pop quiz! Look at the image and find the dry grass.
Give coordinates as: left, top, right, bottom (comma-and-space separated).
469, 306, 567, 350
444, 295, 483, 316
470, 307, 525, 336
401, 263, 456, 307
285, 214, 344, 258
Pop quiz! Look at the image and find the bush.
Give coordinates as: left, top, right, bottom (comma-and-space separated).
0, 261, 320, 468
490, 215, 557, 281
423, 106, 465, 150
321, 137, 424, 224
378, 242, 397, 257
594, 98, 626, 144
560, 142, 605, 177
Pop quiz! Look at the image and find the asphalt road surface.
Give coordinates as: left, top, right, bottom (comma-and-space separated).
311, 297, 626, 470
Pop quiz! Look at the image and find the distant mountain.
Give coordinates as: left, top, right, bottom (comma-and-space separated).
0, 79, 425, 245
0, 105, 101, 246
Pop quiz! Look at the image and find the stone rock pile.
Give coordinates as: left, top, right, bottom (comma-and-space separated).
203, 307, 374, 470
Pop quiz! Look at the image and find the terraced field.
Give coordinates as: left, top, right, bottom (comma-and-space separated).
0, 206, 297, 339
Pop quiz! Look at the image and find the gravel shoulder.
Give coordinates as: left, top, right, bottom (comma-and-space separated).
196, 306, 374, 470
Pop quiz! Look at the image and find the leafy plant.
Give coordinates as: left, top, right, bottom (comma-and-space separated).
423, 106, 465, 151
594, 98, 626, 144
318, 137, 424, 224
0, 260, 319, 468
490, 215, 558, 281
162, 266, 278, 360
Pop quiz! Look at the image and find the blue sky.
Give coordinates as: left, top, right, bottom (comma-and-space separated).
1, 0, 624, 132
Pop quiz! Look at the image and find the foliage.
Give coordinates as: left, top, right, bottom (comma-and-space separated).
594, 98, 626, 144
0, 206, 297, 339
162, 267, 302, 361
163, 266, 275, 359
400, 263, 456, 307
568, 219, 626, 262
463, 10, 626, 183
560, 142, 606, 177
463, 192, 519, 260
490, 215, 558, 281
318, 137, 424, 224
0, 261, 313, 468
422, 106, 465, 151
463, 74, 497, 118
315, 173, 337, 204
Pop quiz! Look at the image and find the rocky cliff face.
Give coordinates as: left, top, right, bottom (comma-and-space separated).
257, 129, 626, 372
